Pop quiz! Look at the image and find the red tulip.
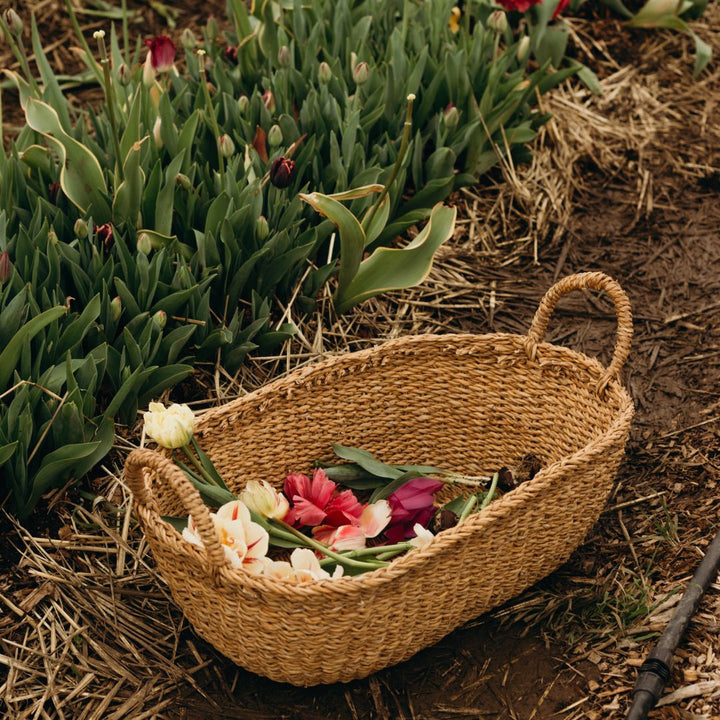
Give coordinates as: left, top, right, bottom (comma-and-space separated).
94, 222, 114, 250
269, 156, 296, 188
144, 36, 176, 73
224, 45, 238, 64
497, 0, 541, 11
552, 0, 570, 19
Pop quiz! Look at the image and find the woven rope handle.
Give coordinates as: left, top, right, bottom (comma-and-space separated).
125, 448, 228, 571
526, 272, 633, 389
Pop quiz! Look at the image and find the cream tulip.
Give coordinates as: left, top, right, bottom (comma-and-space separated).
143, 402, 195, 449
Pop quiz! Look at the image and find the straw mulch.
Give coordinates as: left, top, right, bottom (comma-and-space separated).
2, 6, 720, 719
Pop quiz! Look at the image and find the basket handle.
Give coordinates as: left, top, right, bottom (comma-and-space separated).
125, 447, 229, 572
525, 272, 633, 390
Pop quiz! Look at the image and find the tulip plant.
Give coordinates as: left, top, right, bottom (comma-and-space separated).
143, 403, 505, 579
0, 0, 580, 519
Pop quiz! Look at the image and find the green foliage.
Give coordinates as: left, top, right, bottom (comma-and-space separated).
0, 0, 575, 518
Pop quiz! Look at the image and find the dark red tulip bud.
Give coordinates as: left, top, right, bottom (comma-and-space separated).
224, 44, 238, 64
269, 156, 296, 189
94, 222, 114, 250
144, 35, 176, 73
48, 182, 60, 204
0, 251, 11, 283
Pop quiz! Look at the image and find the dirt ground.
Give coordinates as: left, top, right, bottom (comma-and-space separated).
2, 2, 720, 719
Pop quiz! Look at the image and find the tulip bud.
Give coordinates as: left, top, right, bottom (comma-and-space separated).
352, 61, 369, 86
117, 62, 132, 86
181, 28, 196, 50
277, 45, 292, 68
74, 218, 88, 239
488, 10, 508, 33
0, 251, 11, 283
517, 35, 530, 63
48, 182, 60, 204
110, 296, 122, 322
256, 215, 269, 240
268, 124, 283, 148
206, 16, 219, 42
175, 173, 192, 191
224, 44, 238, 64
142, 52, 156, 86
4, 9, 23, 38
94, 222, 114, 250
152, 310, 167, 329
47, 229, 59, 245
237, 94, 249, 114
137, 232, 152, 255
350, 51, 358, 70
318, 61, 332, 84
262, 89, 276, 114
269, 156, 296, 189
218, 133, 235, 158
153, 116, 163, 147
443, 103, 459, 129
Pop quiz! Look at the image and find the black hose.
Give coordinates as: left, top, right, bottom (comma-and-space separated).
626, 524, 720, 719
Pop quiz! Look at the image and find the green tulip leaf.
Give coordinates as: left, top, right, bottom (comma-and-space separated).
25, 98, 107, 212
0, 305, 66, 390
113, 139, 147, 224
299, 191, 367, 305
334, 203, 456, 313
0, 442, 18, 468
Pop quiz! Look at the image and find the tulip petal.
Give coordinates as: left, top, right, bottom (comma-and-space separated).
359, 500, 391, 538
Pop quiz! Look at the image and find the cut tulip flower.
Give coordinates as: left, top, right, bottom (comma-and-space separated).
240, 480, 289, 520
143, 402, 195, 449
312, 500, 391, 550
183, 500, 269, 573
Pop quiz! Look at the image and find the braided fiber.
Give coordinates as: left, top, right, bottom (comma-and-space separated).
125, 273, 634, 686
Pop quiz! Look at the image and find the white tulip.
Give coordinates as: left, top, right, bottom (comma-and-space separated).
143, 402, 195, 448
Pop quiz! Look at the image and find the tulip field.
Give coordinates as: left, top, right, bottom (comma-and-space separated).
1, 0, 719, 717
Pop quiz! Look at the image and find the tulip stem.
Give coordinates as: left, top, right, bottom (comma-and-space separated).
364, 92, 415, 233
0, 14, 41, 96
121, 0, 129, 65
196, 49, 225, 185
275, 520, 389, 570
318, 542, 412, 566
181, 445, 223, 488
95, 33, 124, 183
458, 494, 477, 524
63, 0, 104, 86
438, 473, 492, 488
479, 472, 499, 510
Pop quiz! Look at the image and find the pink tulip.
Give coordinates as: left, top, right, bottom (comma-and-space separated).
385, 477, 443, 543
284, 468, 337, 526
312, 499, 390, 550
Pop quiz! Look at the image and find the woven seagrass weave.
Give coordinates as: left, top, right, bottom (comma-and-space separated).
125, 272, 634, 686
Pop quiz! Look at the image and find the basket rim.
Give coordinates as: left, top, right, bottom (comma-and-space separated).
138, 331, 634, 598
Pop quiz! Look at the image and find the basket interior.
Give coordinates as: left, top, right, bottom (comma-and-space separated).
151, 335, 630, 516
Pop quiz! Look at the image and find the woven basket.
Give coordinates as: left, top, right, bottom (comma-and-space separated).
125, 271, 634, 686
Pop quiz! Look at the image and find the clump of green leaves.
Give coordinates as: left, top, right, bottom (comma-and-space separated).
0, 0, 576, 518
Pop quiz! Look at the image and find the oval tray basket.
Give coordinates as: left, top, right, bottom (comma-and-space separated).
125, 272, 634, 687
